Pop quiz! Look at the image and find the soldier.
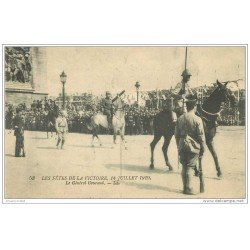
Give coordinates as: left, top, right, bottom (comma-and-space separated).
55, 110, 68, 149
172, 69, 193, 116
175, 95, 206, 195
102, 91, 113, 129
126, 111, 135, 135
13, 108, 25, 157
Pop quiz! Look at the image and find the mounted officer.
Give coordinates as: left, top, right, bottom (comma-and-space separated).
172, 69, 193, 116
102, 91, 113, 129
13, 108, 25, 157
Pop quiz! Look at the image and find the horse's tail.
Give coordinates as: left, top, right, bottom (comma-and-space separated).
86, 118, 94, 131
86, 115, 99, 132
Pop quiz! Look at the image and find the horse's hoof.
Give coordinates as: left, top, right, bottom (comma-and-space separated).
217, 173, 223, 179
91, 144, 94, 148
169, 166, 173, 171
125, 147, 128, 150
100, 144, 102, 147
149, 164, 154, 169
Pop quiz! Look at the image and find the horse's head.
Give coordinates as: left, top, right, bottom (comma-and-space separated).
216, 80, 238, 108
113, 95, 125, 112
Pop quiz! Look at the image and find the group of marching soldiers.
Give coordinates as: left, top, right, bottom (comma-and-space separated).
12, 68, 205, 195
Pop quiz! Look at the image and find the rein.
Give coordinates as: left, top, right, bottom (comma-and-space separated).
200, 106, 221, 116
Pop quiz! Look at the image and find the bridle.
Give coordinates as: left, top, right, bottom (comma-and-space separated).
199, 106, 221, 116
198, 84, 233, 118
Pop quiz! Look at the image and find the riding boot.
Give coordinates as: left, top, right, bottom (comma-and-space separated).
108, 120, 112, 130
183, 167, 196, 195
56, 138, 61, 149
61, 139, 65, 149
181, 166, 186, 192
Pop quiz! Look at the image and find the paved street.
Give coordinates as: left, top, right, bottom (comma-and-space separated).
4, 126, 246, 199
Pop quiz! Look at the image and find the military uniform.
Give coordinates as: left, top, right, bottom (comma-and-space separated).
13, 111, 25, 157
172, 69, 193, 116
102, 92, 113, 128
175, 100, 206, 195
126, 112, 135, 135
55, 112, 68, 149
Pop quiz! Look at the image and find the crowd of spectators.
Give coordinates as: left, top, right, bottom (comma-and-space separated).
5, 47, 32, 83
5, 90, 245, 135
5, 97, 158, 135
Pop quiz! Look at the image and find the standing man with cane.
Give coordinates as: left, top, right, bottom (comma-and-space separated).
55, 110, 68, 149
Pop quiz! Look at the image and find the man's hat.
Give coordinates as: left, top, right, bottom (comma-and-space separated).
185, 94, 197, 104
106, 91, 111, 95
181, 69, 192, 77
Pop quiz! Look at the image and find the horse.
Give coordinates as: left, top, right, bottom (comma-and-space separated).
88, 95, 127, 148
45, 109, 56, 138
149, 80, 237, 177
112, 97, 127, 149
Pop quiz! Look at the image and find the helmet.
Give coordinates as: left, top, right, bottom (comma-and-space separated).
181, 69, 192, 77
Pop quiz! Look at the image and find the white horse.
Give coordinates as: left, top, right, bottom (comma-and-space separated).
88, 95, 127, 149
112, 97, 127, 148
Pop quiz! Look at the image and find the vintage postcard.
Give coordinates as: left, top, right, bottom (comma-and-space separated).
3, 45, 247, 203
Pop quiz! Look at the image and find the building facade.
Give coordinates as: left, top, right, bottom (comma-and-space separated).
5, 46, 48, 106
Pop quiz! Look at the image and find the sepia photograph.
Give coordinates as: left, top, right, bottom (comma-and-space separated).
3, 45, 247, 202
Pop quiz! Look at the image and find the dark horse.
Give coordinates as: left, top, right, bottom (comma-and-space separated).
150, 80, 237, 177
45, 109, 57, 138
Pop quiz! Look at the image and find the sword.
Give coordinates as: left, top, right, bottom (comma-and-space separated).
112, 90, 125, 103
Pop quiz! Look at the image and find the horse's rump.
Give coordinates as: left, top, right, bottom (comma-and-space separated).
92, 113, 109, 129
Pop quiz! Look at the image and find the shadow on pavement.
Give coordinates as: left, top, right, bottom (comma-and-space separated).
105, 163, 178, 174
68, 144, 113, 149
37, 146, 57, 150
124, 181, 182, 194
5, 154, 15, 157
30, 137, 49, 140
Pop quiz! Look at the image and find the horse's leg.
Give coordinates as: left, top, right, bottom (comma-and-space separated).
207, 140, 222, 177
162, 134, 174, 171
96, 134, 102, 146
92, 126, 100, 147
91, 134, 95, 147
150, 134, 161, 169
113, 130, 117, 144
121, 126, 127, 150
56, 134, 61, 149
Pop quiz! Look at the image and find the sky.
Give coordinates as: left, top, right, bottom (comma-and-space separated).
46, 46, 246, 96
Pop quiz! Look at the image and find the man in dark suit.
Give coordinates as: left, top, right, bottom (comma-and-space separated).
13, 108, 25, 157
